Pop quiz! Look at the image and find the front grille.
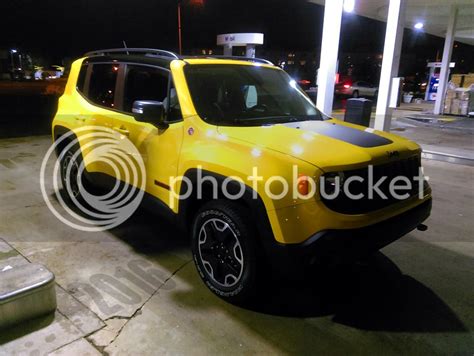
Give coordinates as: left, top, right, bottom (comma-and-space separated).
321, 156, 423, 214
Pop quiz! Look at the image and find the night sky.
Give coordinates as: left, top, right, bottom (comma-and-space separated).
1, 0, 473, 74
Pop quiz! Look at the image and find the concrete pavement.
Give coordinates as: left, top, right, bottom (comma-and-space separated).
332, 102, 474, 160
0, 135, 473, 355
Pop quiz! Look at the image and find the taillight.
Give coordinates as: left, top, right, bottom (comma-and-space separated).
343, 84, 350, 89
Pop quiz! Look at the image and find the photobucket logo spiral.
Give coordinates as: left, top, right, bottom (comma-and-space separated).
40, 126, 146, 232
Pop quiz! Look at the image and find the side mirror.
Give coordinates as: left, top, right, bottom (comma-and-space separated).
132, 100, 168, 128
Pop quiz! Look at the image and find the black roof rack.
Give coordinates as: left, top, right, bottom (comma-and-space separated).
84, 48, 179, 59
83, 48, 274, 66
184, 55, 274, 65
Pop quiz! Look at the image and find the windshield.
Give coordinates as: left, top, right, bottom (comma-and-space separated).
184, 64, 323, 126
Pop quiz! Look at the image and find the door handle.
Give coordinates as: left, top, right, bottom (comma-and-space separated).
113, 126, 130, 136
75, 117, 96, 123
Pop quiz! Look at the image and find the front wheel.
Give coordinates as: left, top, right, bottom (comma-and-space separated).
191, 200, 258, 303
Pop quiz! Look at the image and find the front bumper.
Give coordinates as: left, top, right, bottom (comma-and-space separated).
261, 198, 432, 276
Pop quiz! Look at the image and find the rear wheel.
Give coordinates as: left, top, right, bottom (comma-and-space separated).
60, 147, 82, 201
191, 200, 258, 303
352, 90, 359, 98
59, 142, 96, 203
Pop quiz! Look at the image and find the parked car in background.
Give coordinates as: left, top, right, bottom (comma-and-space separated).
336, 80, 378, 98
403, 80, 424, 99
304, 86, 318, 102
296, 79, 313, 91
35, 65, 65, 80
284, 63, 315, 91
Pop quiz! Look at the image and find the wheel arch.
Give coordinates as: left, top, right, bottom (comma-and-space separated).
53, 125, 78, 157
177, 168, 275, 248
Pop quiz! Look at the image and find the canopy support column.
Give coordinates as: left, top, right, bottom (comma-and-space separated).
374, 0, 406, 132
316, 0, 344, 116
434, 5, 458, 115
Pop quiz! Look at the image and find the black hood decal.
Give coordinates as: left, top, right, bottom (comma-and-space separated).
283, 121, 392, 148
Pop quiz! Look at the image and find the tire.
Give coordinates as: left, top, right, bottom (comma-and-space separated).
352, 90, 359, 98
374, 90, 378, 98
191, 200, 258, 303
59, 142, 95, 203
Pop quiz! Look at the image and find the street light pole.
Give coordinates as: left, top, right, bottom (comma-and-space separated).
178, 1, 182, 55
177, 0, 204, 55
10, 49, 16, 70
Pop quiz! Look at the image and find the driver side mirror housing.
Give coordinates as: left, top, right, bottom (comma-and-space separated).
132, 100, 168, 129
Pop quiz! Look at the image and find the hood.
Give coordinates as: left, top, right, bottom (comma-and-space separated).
217, 119, 421, 172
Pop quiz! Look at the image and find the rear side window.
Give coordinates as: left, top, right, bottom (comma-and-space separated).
123, 65, 169, 113
76, 64, 87, 93
88, 64, 120, 108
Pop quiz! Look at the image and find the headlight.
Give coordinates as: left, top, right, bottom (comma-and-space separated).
322, 172, 345, 195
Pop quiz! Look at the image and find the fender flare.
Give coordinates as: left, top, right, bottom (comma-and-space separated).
177, 168, 275, 246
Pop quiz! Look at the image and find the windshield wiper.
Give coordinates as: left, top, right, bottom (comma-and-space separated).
234, 115, 321, 123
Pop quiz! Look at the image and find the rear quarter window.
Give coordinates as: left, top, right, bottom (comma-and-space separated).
76, 64, 87, 93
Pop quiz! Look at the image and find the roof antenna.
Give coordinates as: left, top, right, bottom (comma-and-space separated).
122, 40, 129, 55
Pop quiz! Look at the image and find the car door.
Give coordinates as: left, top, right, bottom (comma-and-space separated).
360, 81, 376, 97
76, 62, 121, 176
367, 83, 377, 97
112, 63, 184, 207
355, 81, 367, 97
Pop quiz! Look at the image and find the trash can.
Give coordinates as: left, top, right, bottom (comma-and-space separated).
344, 98, 372, 127
0, 263, 56, 329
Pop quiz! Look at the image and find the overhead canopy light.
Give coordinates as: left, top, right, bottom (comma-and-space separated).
343, 0, 355, 13
414, 22, 424, 30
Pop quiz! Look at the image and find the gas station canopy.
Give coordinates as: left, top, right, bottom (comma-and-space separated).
308, 0, 474, 129
309, 0, 474, 45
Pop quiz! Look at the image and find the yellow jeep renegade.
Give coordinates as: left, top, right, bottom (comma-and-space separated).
52, 48, 431, 302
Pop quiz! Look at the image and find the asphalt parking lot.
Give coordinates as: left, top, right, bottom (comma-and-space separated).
0, 135, 473, 355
